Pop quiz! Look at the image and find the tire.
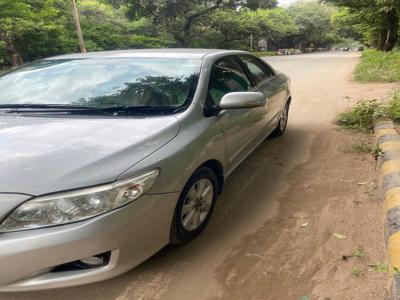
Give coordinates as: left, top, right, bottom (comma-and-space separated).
270, 102, 290, 138
170, 167, 218, 244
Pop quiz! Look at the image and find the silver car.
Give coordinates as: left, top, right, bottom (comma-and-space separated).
0, 49, 291, 291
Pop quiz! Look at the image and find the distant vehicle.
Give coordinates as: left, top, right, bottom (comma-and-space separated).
277, 49, 290, 55
294, 49, 302, 54
343, 47, 350, 52
358, 47, 364, 51
0, 49, 292, 291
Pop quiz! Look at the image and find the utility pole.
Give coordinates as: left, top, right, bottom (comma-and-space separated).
70, 0, 86, 53
250, 34, 253, 51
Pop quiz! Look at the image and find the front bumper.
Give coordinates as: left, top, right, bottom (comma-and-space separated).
0, 192, 178, 292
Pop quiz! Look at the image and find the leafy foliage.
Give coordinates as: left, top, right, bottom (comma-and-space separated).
385, 90, 400, 121
354, 50, 400, 82
0, 0, 357, 67
192, 8, 298, 49
287, 1, 338, 48
325, 0, 399, 51
337, 99, 381, 131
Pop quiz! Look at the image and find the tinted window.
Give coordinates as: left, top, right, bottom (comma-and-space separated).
208, 57, 252, 105
239, 56, 275, 85
0, 58, 201, 108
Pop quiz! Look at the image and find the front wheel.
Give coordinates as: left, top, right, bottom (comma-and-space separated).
170, 167, 218, 244
270, 103, 289, 137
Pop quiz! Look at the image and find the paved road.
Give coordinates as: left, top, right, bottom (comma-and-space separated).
3, 52, 397, 300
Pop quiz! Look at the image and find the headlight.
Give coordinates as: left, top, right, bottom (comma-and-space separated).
0, 169, 159, 233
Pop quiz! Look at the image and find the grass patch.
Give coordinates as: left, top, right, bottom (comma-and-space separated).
338, 90, 400, 132
369, 262, 388, 273
349, 142, 372, 153
337, 99, 381, 132
353, 248, 364, 258
351, 266, 361, 277
354, 49, 400, 82
338, 141, 372, 153
251, 51, 277, 57
385, 90, 400, 122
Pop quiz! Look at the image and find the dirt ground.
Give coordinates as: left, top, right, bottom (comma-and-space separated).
2, 52, 400, 300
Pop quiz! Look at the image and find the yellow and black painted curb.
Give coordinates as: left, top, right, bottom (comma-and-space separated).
375, 118, 400, 299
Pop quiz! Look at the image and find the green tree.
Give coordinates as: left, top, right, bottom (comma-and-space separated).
124, 0, 238, 46
0, 0, 173, 67
78, 0, 171, 51
0, 0, 75, 66
331, 7, 362, 42
190, 8, 298, 49
240, 0, 278, 10
326, 0, 399, 51
287, 0, 338, 48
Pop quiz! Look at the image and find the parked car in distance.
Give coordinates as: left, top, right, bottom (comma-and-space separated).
0, 49, 291, 291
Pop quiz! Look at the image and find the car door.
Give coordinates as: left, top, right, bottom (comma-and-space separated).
206, 56, 266, 172
237, 55, 285, 132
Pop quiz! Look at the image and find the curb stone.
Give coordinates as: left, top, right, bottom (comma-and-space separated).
375, 118, 400, 300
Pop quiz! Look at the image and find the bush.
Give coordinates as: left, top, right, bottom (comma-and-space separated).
354, 50, 400, 82
337, 99, 381, 131
385, 90, 400, 122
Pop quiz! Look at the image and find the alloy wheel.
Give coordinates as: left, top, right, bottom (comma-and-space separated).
180, 178, 214, 231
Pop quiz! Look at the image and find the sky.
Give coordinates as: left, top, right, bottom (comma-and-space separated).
278, 0, 300, 6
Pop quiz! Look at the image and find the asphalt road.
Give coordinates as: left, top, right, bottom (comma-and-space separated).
3, 52, 398, 300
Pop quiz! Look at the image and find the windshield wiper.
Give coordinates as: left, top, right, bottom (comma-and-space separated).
0, 104, 97, 110
94, 105, 185, 115
0, 104, 185, 115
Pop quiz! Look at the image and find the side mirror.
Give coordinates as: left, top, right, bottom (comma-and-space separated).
219, 92, 266, 110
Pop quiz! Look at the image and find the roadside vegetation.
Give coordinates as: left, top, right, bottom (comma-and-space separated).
326, 0, 399, 52
337, 99, 381, 132
385, 90, 400, 121
338, 141, 372, 154
251, 51, 277, 57
338, 90, 400, 132
354, 50, 400, 82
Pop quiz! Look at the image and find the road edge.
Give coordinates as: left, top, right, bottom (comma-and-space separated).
375, 118, 400, 300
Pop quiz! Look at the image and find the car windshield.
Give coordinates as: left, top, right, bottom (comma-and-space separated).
0, 57, 201, 112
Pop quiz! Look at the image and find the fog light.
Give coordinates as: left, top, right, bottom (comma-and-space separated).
80, 255, 106, 266
51, 251, 111, 272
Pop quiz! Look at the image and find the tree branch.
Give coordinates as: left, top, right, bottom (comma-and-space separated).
183, 0, 224, 33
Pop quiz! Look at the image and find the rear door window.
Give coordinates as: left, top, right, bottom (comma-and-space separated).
207, 56, 252, 105
238, 55, 275, 86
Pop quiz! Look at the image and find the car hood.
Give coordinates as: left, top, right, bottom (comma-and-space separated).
0, 115, 180, 196
0, 193, 32, 221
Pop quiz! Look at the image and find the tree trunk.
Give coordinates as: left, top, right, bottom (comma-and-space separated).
383, 8, 398, 52
377, 26, 387, 51
70, 0, 86, 53
0, 31, 23, 67
5, 41, 23, 66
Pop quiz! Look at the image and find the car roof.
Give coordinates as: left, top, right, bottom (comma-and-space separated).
45, 49, 250, 60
